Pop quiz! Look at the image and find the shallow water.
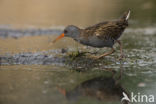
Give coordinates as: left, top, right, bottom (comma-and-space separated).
0, 0, 156, 104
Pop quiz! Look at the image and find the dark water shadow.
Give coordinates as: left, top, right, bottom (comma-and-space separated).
57, 66, 130, 104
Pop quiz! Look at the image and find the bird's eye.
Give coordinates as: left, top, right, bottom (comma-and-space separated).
64, 30, 68, 34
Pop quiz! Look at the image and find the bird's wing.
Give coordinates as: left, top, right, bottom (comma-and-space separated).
84, 20, 127, 40
84, 21, 108, 37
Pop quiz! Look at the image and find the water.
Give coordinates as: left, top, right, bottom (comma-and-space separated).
0, 0, 156, 104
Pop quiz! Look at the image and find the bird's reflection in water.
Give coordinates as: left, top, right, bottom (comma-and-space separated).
57, 68, 130, 104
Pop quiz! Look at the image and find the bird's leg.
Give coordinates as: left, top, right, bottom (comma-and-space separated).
116, 40, 125, 59
91, 48, 115, 59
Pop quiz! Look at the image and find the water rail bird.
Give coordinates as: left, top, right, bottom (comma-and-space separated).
53, 10, 131, 59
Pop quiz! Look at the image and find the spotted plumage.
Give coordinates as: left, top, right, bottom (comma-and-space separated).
53, 10, 131, 59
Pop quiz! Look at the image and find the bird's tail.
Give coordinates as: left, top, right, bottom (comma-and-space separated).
119, 10, 131, 21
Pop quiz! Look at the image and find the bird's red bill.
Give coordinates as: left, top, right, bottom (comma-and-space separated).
52, 33, 64, 43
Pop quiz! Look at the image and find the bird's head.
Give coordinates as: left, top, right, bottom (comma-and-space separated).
52, 25, 80, 43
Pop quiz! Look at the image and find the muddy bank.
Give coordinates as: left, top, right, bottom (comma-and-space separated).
0, 48, 155, 72
0, 26, 155, 70
0, 50, 66, 65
